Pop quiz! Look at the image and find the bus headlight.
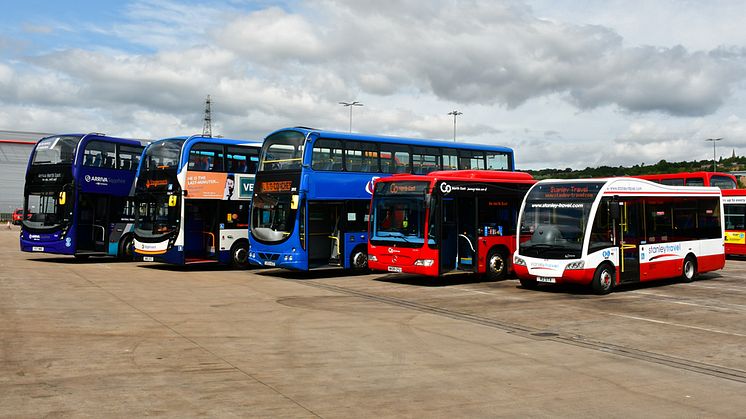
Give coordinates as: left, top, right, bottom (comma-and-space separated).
369, 255, 378, 262
414, 259, 435, 267
565, 261, 585, 270
513, 256, 526, 266
284, 255, 293, 261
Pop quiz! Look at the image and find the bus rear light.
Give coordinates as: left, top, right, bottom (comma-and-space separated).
513, 256, 526, 266
565, 261, 585, 270
369, 255, 378, 262
414, 259, 435, 267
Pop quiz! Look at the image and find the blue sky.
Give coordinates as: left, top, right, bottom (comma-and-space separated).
2, 0, 746, 169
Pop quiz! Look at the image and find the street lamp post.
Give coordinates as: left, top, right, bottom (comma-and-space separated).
705, 138, 723, 172
339, 101, 364, 132
448, 110, 463, 142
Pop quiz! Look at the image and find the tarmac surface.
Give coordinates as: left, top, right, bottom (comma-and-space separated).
1, 225, 745, 417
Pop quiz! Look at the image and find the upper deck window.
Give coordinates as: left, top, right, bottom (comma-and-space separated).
32, 136, 80, 165
142, 139, 184, 171
345, 141, 378, 172
711, 175, 737, 189
188, 143, 225, 172
486, 152, 510, 170
459, 150, 486, 170
412, 147, 441, 174
83, 140, 116, 168
227, 146, 259, 173
118, 144, 143, 171
260, 131, 305, 171
311, 139, 344, 171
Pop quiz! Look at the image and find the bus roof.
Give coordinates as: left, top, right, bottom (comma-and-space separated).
269, 127, 513, 153
534, 177, 722, 196
635, 171, 735, 180
378, 170, 534, 184
156, 135, 262, 148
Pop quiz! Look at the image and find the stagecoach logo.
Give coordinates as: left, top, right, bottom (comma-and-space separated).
440, 182, 452, 194
365, 176, 381, 195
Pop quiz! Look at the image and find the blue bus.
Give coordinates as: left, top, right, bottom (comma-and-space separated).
20, 133, 145, 259
248, 127, 515, 271
132, 135, 261, 266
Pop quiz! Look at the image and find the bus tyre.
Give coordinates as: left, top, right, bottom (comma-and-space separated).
486, 249, 507, 280
350, 247, 368, 272
681, 256, 697, 283
519, 278, 537, 289
592, 265, 615, 295
231, 242, 250, 269
118, 234, 134, 261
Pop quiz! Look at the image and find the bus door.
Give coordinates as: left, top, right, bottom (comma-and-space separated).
184, 200, 219, 262
439, 197, 458, 273
77, 193, 109, 253
308, 202, 342, 267
456, 196, 477, 272
617, 200, 641, 283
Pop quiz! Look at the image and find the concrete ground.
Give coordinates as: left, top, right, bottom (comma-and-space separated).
1, 226, 745, 418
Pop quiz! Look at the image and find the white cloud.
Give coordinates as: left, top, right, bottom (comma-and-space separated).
2, 0, 746, 170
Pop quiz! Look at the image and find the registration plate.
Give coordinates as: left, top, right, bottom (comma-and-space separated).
143, 256, 154, 262
537, 277, 556, 283
264, 261, 276, 267
32, 246, 44, 252
387, 266, 402, 273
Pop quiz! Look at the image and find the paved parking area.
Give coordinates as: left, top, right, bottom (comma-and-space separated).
1, 227, 745, 417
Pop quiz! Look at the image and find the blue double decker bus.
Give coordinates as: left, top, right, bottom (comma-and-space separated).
20, 133, 145, 259
132, 135, 261, 266
248, 127, 515, 271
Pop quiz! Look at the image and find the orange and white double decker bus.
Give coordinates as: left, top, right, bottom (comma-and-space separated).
514, 177, 725, 294
368, 170, 535, 279
722, 188, 746, 256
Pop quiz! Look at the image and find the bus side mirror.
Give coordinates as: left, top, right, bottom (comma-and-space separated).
58, 191, 66, 205
609, 202, 620, 220
168, 195, 177, 207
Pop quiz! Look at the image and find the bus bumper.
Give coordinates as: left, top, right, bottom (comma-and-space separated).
513, 264, 595, 286
20, 231, 74, 255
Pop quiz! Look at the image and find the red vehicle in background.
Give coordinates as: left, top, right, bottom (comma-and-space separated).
635, 171, 737, 189
722, 189, 746, 256
12, 208, 25, 225
368, 170, 535, 279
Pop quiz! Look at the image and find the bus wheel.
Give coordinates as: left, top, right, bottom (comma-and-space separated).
592, 265, 615, 295
681, 256, 697, 283
350, 247, 368, 272
118, 235, 134, 261
519, 278, 536, 289
486, 249, 507, 280
231, 242, 250, 269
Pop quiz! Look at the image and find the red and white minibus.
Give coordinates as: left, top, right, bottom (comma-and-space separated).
368, 170, 535, 278
514, 178, 725, 294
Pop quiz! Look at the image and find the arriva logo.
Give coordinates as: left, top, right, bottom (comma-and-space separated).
602, 249, 611, 259
85, 175, 109, 183
365, 176, 380, 195
440, 182, 452, 194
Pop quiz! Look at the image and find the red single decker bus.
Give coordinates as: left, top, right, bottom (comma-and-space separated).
722, 188, 746, 256
368, 170, 535, 278
635, 171, 737, 189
